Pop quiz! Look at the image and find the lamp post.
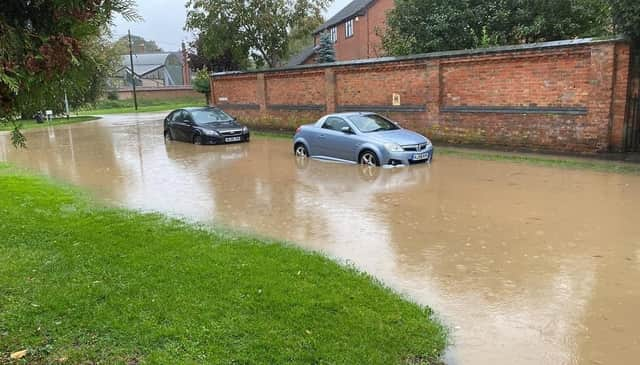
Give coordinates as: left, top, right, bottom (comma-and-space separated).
128, 30, 138, 111
64, 91, 70, 119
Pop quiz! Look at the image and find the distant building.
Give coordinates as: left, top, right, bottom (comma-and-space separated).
112, 53, 188, 88
288, 0, 395, 66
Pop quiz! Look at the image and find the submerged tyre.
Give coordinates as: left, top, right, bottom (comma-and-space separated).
359, 150, 379, 166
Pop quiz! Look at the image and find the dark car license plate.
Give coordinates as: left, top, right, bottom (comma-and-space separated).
225, 136, 242, 143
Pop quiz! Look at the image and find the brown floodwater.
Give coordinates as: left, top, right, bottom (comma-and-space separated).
2, 113, 640, 365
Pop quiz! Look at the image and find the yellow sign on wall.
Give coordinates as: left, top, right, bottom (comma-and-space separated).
392, 93, 401, 106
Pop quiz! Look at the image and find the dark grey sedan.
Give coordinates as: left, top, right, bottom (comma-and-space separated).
293, 112, 433, 166
164, 107, 250, 145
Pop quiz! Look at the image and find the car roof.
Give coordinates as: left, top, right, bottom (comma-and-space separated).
181, 106, 218, 112
325, 112, 376, 118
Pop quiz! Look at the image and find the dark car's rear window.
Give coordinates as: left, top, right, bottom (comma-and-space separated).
349, 114, 399, 133
191, 109, 233, 124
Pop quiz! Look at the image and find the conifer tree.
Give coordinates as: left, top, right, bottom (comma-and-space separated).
315, 32, 336, 64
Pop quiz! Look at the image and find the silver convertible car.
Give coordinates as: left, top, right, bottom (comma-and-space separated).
293, 112, 433, 166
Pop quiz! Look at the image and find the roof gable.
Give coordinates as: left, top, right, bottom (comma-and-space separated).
287, 45, 316, 66
314, 0, 376, 34
119, 53, 182, 67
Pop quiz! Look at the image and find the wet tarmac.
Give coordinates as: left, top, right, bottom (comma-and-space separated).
2, 113, 640, 365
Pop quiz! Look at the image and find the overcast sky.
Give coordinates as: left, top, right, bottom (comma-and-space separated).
112, 0, 352, 51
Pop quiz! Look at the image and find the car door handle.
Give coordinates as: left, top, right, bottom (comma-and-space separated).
319, 134, 325, 138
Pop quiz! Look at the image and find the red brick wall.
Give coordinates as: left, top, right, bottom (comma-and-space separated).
266, 71, 325, 106
609, 43, 632, 150
336, 64, 427, 106
211, 75, 258, 105
212, 39, 632, 153
441, 50, 591, 108
210, 74, 261, 122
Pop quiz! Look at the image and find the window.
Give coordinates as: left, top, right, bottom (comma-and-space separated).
171, 110, 184, 123
345, 19, 354, 38
330, 26, 338, 43
191, 109, 234, 125
349, 114, 400, 133
183, 111, 195, 124
322, 117, 350, 132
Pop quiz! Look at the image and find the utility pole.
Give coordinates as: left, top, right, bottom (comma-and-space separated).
128, 30, 138, 111
181, 41, 191, 86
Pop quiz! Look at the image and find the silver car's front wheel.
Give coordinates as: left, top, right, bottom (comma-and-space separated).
359, 151, 379, 166
294, 144, 308, 157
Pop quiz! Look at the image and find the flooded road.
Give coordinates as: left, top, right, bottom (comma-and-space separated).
2, 113, 640, 365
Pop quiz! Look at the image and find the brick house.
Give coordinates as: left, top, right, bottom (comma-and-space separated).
288, 0, 395, 66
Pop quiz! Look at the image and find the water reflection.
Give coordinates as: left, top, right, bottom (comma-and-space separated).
2, 114, 640, 365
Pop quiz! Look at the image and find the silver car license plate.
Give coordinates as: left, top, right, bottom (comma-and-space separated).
413, 152, 429, 160
225, 136, 242, 143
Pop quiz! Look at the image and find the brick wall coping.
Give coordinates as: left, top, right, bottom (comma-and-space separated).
212, 36, 626, 77
116, 86, 193, 92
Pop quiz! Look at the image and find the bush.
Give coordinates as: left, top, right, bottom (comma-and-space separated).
106, 90, 119, 100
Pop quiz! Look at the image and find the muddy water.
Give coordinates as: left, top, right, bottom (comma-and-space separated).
2, 114, 640, 365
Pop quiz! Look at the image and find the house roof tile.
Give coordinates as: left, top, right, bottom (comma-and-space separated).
314, 0, 376, 34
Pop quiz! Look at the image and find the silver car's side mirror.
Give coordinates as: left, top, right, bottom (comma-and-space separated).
341, 126, 354, 134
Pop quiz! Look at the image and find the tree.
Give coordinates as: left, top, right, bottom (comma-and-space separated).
192, 68, 211, 105
287, 12, 324, 59
111, 35, 163, 55
189, 33, 249, 72
382, 0, 613, 56
610, 0, 640, 41
0, 0, 138, 147
315, 32, 336, 63
185, 0, 331, 69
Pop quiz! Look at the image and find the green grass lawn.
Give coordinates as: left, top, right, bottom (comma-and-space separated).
0, 116, 100, 132
437, 147, 640, 174
0, 165, 446, 364
77, 97, 207, 116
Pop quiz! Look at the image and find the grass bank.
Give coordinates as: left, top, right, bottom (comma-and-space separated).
253, 130, 295, 139
0, 165, 446, 364
77, 97, 206, 115
437, 147, 640, 174
0, 116, 99, 132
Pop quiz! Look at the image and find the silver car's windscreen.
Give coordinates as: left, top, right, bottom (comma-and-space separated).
349, 114, 400, 133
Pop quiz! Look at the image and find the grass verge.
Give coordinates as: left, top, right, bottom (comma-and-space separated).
438, 147, 640, 174
0, 165, 446, 364
253, 130, 295, 139
0, 116, 100, 132
77, 97, 206, 116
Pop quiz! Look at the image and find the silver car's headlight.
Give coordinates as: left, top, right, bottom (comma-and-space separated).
242, 126, 249, 134
203, 129, 219, 136
384, 143, 404, 152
